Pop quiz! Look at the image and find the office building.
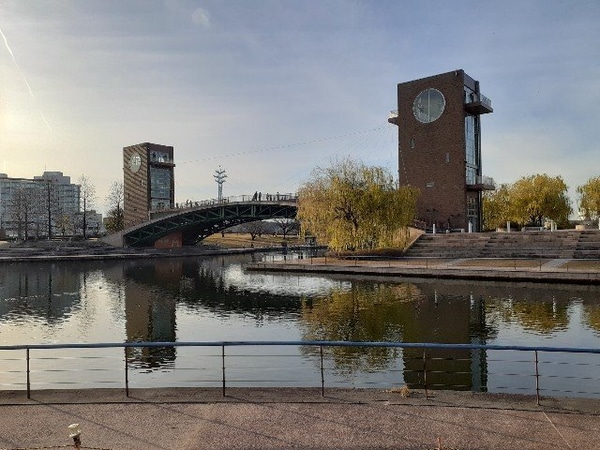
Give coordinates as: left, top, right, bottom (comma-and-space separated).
0, 171, 81, 239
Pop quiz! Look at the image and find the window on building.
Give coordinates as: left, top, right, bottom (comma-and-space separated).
150, 151, 171, 163
150, 167, 172, 209
467, 197, 478, 218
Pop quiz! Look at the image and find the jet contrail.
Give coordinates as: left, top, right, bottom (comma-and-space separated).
0, 26, 52, 131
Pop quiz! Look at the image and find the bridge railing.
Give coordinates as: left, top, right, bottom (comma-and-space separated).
145, 193, 298, 221
175, 192, 297, 209
1, 340, 600, 403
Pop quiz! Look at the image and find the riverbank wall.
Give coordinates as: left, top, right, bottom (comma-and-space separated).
0, 241, 323, 263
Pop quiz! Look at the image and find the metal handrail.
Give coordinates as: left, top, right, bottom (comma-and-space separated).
269, 255, 600, 278
2, 340, 600, 404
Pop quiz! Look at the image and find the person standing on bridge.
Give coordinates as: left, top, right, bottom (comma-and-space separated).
259, 192, 262, 201
252, 191, 257, 201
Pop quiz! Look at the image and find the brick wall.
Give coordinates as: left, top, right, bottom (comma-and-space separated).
123, 143, 150, 227
396, 70, 470, 230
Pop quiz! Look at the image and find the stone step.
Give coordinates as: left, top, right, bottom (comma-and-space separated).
404, 230, 600, 260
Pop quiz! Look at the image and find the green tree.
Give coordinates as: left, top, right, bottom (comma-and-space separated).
509, 174, 571, 228
577, 176, 600, 220
104, 181, 124, 233
482, 183, 511, 230
297, 158, 419, 251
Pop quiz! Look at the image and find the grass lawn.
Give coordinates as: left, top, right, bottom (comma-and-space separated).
203, 233, 303, 249
454, 259, 543, 268
563, 260, 600, 271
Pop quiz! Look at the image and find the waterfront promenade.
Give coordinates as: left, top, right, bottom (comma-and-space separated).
1, 388, 599, 450
2, 242, 600, 448
247, 256, 600, 284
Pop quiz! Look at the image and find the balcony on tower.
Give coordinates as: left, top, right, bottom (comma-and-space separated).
465, 93, 493, 115
467, 175, 496, 191
388, 110, 400, 126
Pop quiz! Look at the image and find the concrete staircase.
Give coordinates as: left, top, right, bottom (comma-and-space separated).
404, 230, 600, 259
573, 230, 600, 259
403, 233, 492, 258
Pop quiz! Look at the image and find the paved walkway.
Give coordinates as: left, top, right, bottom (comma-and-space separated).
1, 388, 599, 450
247, 257, 600, 284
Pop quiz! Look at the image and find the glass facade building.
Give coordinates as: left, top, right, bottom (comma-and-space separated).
123, 143, 175, 227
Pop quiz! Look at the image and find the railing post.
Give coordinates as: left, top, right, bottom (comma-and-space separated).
534, 350, 540, 406
320, 345, 325, 397
124, 347, 129, 397
222, 345, 226, 397
423, 348, 428, 400
26, 347, 31, 399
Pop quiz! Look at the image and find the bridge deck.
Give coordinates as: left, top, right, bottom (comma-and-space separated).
122, 195, 298, 248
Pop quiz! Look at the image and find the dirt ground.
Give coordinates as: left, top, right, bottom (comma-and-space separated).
203, 232, 303, 248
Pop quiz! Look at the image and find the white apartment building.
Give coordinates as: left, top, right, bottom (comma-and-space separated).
0, 171, 82, 239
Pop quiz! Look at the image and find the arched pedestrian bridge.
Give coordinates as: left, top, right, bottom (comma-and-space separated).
111, 193, 298, 248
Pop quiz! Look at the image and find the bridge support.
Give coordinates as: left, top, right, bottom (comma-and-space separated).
154, 231, 183, 248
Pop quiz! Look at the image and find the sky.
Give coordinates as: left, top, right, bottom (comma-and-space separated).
0, 0, 598, 215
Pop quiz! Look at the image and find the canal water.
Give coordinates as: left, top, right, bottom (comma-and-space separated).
1, 252, 599, 396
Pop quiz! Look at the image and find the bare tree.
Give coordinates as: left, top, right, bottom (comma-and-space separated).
105, 181, 124, 232
39, 178, 60, 239
78, 175, 96, 239
272, 218, 299, 239
240, 220, 267, 240
56, 213, 75, 237
7, 185, 39, 240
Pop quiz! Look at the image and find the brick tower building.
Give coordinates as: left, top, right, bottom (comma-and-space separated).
123, 142, 175, 228
388, 70, 494, 232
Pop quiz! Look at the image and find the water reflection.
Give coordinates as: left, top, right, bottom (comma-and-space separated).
117, 255, 342, 368
298, 282, 493, 391
583, 304, 600, 336
0, 262, 80, 325
1, 254, 600, 393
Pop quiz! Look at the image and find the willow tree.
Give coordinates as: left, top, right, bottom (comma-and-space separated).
577, 176, 600, 220
297, 159, 419, 251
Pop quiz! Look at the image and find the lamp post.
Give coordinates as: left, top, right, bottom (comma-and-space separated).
213, 166, 227, 203
68, 423, 82, 449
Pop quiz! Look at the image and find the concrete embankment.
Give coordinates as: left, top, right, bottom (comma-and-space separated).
246, 257, 600, 284
0, 242, 295, 263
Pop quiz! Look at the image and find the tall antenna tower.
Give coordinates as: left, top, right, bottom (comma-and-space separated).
213, 166, 227, 202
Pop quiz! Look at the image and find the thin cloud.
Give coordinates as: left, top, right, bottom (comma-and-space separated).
0, 26, 52, 131
191, 7, 210, 27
